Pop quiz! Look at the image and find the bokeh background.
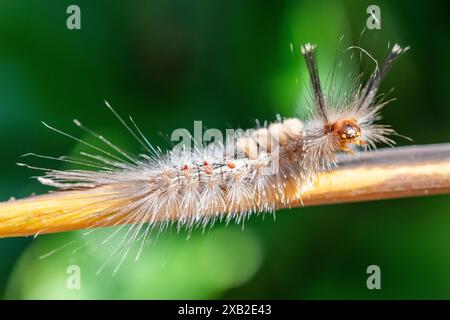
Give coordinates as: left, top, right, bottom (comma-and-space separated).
0, 0, 449, 299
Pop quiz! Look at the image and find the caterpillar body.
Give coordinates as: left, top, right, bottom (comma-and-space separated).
20, 43, 408, 237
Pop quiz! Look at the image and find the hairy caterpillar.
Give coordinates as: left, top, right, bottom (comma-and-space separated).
17, 42, 408, 261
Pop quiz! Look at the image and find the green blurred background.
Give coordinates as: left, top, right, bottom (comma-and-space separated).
0, 0, 449, 299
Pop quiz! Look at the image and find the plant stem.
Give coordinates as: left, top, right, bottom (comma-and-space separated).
0, 143, 449, 238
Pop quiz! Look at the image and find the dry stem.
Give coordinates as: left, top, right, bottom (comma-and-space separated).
0, 143, 449, 238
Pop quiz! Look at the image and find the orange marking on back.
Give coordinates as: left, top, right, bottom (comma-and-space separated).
227, 161, 236, 169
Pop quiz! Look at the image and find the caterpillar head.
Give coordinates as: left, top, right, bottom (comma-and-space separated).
301, 42, 408, 156
327, 118, 366, 152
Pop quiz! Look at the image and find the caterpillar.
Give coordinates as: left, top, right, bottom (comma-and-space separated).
19, 42, 408, 250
